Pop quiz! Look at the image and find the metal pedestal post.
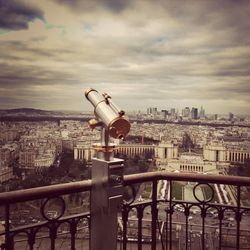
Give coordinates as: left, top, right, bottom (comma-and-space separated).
90, 157, 124, 250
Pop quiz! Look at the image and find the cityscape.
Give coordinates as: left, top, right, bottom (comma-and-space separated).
0, 106, 249, 249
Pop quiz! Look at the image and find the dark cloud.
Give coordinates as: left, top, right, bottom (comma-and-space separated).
211, 81, 250, 96
0, 63, 76, 87
0, 0, 44, 30
1, 40, 53, 57
167, 1, 250, 45
55, 0, 131, 13
0, 40, 77, 63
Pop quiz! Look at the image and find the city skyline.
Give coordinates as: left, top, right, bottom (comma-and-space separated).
0, 0, 250, 114
0, 105, 242, 117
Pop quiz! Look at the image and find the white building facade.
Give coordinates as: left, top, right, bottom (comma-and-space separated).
74, 142, 178, 163
203, 143, 250, 163
167, 153, 217, 173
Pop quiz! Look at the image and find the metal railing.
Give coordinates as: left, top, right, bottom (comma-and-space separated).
0, 172, 249, 250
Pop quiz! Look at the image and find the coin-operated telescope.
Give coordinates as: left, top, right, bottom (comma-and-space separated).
85, 88, 130, 140
84, 88, 130, 250
85, 88, 130, 161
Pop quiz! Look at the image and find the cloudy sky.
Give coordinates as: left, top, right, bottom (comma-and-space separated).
0, 0, 249, 114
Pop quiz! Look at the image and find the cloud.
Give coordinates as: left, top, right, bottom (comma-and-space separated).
55, 0, 131, 13
0, 0, 250, 114
0, 0, 44, 30
0, 61, 77, 88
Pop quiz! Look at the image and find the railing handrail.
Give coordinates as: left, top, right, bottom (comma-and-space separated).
124, 171, 250, 186
0, 179, 92, 204
0, 171, 249, 204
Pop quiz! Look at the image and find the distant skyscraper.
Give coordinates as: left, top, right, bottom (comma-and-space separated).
182, 107, 190, 118
147, 107, 157, 116
199, 106, 205, 118
229, 112, 234, 121
170, 108, 175, 116
191, 107, 198, 119
161, 110, 168, 119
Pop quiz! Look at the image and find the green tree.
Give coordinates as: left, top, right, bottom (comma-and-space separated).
182, 132, 194, 150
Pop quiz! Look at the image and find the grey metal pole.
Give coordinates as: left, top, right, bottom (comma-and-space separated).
90, 127, 123, 250
90, 127, 124, 250
90, 156, 124, 250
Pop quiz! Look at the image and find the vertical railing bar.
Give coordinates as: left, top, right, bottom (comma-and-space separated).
169, 180, 172, 250
28, 228, 35, 250
122, 208, 128, 250
236, 185, 241, 250
70, 219, 76, 250
185, 214, 188, 250
151, 180, 157, 250
201, 204, 205, 250
51, 235, 55, 250
5, 204, 11, 250
88, 215, 91, 250
71, 231, 76, 250
50, 223, 56, 250
29, 239, 34, 250
218, 216, 222, 250
137, 206, 143, 250
165, 210, 168, 250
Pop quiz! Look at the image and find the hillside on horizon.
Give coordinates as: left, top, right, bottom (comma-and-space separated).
0, 108, 65, 116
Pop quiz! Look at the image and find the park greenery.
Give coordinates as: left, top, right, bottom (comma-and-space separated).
4, 151, 90, 192
3, 151, 151, 192
228, 158, 250, 177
